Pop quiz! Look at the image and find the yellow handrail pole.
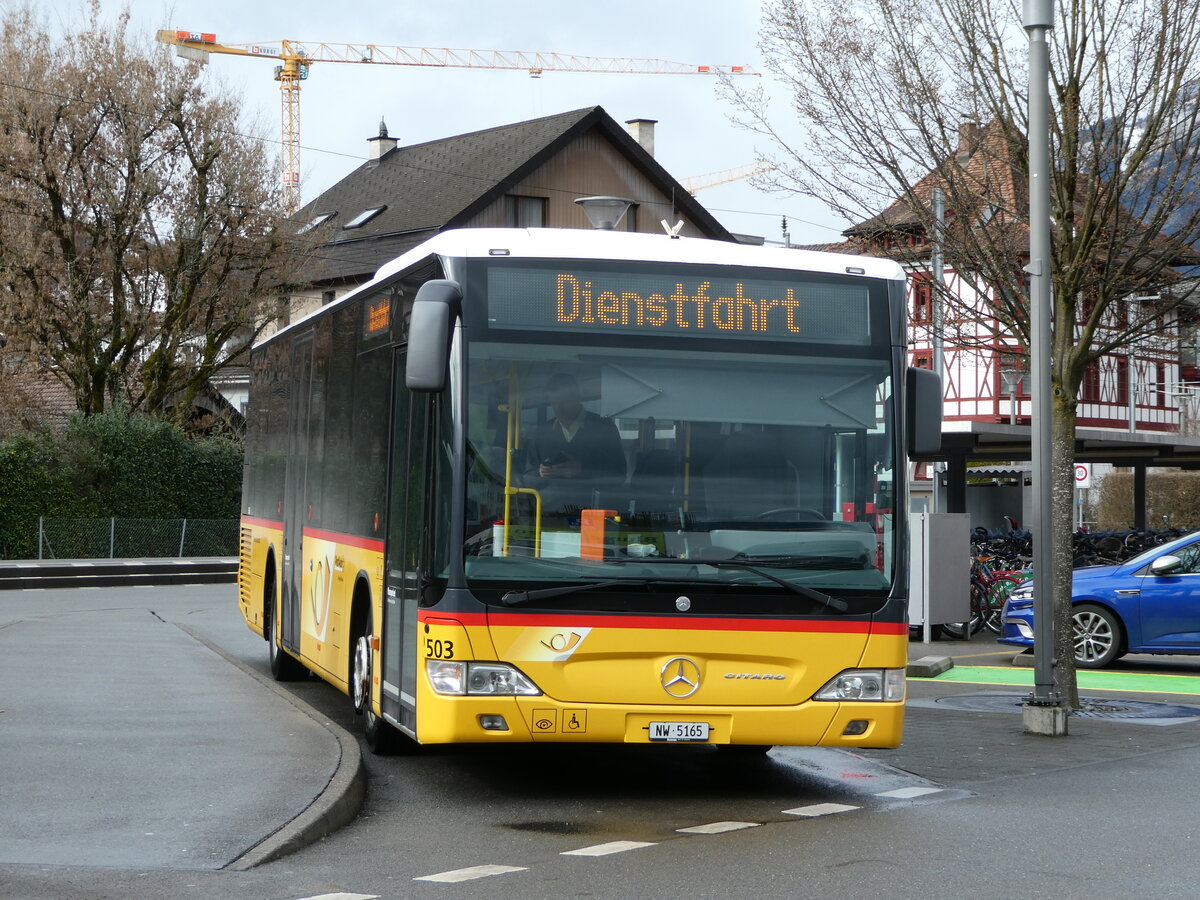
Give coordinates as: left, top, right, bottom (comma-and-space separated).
513, 487, 543, 557
499, 368, 543, 556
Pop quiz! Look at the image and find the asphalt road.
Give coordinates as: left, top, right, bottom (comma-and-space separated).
6, 586, 1200, 899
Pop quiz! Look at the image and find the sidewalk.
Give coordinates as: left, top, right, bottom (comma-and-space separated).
0, 586, 361, 870
860, 632, 1200, 785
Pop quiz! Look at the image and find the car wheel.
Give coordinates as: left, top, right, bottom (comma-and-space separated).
1072, 603, 1124, 669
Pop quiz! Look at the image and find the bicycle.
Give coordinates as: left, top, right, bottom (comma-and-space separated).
941, 556, 1029, 639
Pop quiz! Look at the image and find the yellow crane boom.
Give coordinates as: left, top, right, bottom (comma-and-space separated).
156, 30, 757, 214
683, 163, 776, 194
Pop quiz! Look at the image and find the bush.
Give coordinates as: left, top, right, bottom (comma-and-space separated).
1095, 470, 1200, 530
0, 431, 98, 558
0, 408, 243, 558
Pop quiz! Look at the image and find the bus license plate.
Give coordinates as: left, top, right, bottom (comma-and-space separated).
649, 721, 710, 742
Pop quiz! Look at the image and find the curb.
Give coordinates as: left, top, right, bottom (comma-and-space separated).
0, 558, 237, 590
178, 625, 366, 870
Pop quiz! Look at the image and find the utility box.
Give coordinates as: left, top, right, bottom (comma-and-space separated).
908, 512, 970, 634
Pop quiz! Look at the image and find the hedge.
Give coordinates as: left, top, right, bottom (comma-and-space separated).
0, 408, 243, 559
1095, 471, 1200, 531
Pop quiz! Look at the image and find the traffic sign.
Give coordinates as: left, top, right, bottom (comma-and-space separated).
1074, 463, 1092, 488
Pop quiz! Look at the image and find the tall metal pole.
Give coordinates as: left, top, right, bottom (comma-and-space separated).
931, 188, 946, 515
1023, 0, 1066, 732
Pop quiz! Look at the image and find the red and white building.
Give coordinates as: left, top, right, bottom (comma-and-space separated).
830, 120, 1200, 526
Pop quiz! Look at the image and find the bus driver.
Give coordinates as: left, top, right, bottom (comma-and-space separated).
525, 372, 624, 509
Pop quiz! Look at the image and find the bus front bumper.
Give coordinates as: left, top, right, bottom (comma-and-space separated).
414, 694, 904, 748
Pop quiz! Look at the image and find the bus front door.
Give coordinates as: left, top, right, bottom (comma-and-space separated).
381, 349, 427, 734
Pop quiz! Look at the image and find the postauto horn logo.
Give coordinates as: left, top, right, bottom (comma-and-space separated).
660, 657, 701, 698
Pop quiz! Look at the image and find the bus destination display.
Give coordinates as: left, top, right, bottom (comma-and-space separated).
486, 266, 871, 344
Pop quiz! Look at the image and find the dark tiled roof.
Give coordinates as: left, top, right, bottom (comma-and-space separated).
291, 106, 732, 286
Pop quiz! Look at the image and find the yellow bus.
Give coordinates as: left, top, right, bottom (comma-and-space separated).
238, 227, 940, 753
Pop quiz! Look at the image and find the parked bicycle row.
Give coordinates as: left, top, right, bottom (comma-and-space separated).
969, 525, 1191, 569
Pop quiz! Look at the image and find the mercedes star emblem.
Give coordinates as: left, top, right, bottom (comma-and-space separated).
660, 656, 702, 698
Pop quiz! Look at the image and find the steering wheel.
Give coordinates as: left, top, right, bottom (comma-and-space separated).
753, 507, 825, 521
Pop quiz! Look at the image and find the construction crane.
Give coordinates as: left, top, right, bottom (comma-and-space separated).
683, 162, 775, 194
155, 30, 758, 215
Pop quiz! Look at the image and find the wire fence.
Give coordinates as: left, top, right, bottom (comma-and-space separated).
37, 518, 239, 559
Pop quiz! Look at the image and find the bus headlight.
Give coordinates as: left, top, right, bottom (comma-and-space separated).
425, 659, 542, 696
814, 668, 905, 702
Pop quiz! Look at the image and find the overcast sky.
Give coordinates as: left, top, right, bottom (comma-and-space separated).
38, 0, 848, 244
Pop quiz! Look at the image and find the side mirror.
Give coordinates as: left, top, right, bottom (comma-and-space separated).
906, 366, 943, 457
406, 280, 462, 392
1150, 555, 1183, 576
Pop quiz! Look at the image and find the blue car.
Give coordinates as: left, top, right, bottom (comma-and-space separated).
1000, 530, 1200, 668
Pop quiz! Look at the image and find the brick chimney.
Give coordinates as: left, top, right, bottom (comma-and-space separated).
956, 120, 979, 167
625, 118, 658, 158
367, 118, 398, 165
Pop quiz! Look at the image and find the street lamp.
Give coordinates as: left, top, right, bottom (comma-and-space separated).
574, 196, 634, 230
1000, 366, 1024, 425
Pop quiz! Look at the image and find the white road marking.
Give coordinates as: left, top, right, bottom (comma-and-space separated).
781, 802, 860, 817
292, 893, 379, 900
875, 786, 944, 799
414, 864, 527, 883
677, 821, 761, 834
562, 840, 657, 857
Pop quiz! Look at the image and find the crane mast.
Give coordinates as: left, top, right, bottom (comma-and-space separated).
156, 30, 756, 215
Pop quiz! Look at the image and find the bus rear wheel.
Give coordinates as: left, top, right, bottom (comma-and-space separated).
352, 608, 409, 754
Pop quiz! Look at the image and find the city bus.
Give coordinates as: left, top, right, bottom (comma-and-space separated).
237, 227, 941, 753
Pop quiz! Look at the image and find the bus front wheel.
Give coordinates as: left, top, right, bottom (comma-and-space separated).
352, 608, 408, 754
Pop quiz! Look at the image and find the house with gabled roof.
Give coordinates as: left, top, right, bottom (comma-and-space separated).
281, 105, 735, 323
828, 119, 1200, 528
840, 119, 1191, 438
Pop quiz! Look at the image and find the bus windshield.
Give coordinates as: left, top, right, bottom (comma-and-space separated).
463, 340, 897, 614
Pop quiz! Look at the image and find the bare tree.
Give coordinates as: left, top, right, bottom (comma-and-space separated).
0, 4, 304, 422
727, 0, 1200, 706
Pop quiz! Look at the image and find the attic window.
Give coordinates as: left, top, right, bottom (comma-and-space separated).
343, 205, 387, 229
297, 212, 335, 234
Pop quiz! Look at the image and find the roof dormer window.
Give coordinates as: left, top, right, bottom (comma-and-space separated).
342, 205, 387, 229
297, 212, 335, 234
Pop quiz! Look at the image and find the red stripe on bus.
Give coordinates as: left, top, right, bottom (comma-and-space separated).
418, 609, 905, 634
241, 515, 283, 530
302, 526, 385, 553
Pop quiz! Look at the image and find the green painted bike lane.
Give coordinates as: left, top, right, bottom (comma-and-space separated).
913, 665, 1200, 696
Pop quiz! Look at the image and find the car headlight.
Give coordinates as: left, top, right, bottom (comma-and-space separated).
1007, 585, 1035, 606
814, 668, 905, 702
425, 660, 542, 696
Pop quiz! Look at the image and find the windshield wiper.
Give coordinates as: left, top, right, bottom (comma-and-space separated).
732, 553, 866, 571
607, 557, 849, 612
500, 579, 641, 606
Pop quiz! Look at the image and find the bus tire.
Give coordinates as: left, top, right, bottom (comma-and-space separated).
351, 603, 410, 755
265, 566, 306, 682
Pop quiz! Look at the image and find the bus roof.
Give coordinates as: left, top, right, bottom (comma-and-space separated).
377, 228, 906, 283
269, 228, 905, 345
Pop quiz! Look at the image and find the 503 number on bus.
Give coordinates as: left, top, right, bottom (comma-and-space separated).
425, 639, 455, 659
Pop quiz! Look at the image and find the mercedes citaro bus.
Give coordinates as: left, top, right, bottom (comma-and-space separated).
237, 227, 941, 753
